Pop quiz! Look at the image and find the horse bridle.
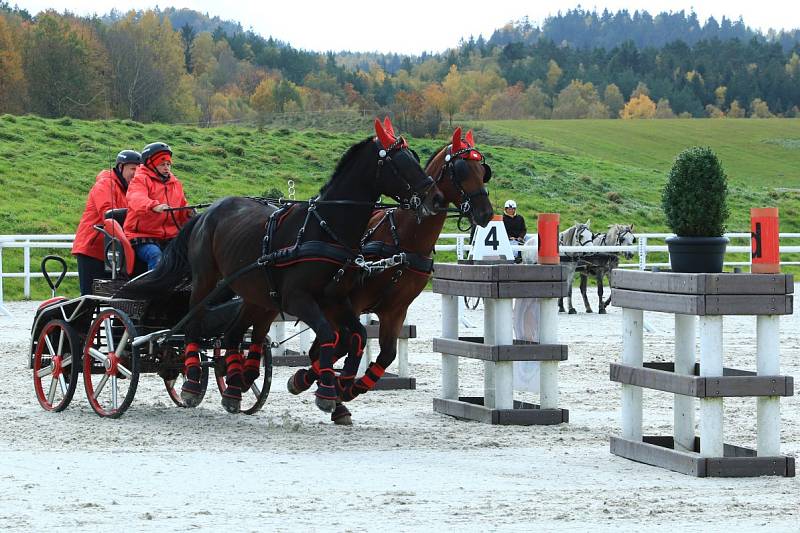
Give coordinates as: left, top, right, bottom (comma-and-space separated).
375, 137, 435, 212
437, 144, 492, 216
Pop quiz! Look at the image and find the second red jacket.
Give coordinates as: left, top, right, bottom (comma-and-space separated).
124, 165, 190, 241
72, 169, 129, 260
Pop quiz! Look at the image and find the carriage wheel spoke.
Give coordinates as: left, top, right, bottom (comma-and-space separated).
116, 331, 129, 357
104, 319, 115, 352
61, 355, 72, 368
117, 364, 132, 379
37, 366, 53, 378
88, 348, 108, 364
249, 382, 261, 397
58, 374, 68, 395
44, 335, 56, 356
56, 330, 65, 358
93, 374, 109, 398
111, 377, 118, 409
47, 378, 58, 404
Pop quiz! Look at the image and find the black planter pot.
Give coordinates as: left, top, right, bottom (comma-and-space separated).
666, 235, 729, 273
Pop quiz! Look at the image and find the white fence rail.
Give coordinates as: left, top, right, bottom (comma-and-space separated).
3, 232, 800, 314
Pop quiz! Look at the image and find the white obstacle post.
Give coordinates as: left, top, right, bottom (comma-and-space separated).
299, 323, 312, 355
483, 298, 496, 408
756, 314, 781, 456
270, 322, 286, 357
397, 315, 409, 378
674, 314, 696, 452
358, 314, 372, 376
441, 294, 459, 400
539, 298, 559, 409
494, 298, 514, 410
699, 316, 724, 458
621, 308, 644, 442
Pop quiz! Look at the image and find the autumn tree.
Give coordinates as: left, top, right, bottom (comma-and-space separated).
546, 59, 562, 90
603, 83, 624, 118
551, 80, 608, 119
655, 98, 676, 118
441, 65, 465, 127
749, 98, 773, 118
705, 104, 725, 118
728, 100, 746, 118
23, 12, 109, 118
480, 82, 525, 119
620, 94, 656, 119
0, 14, 26, 113
523, 82, 551, 118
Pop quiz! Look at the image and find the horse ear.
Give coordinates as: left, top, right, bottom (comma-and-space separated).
451, 127, 463, 152
383, 116, 396, 138
630, 223, 635, 231
374, 118, 394, 149
466, 129, 475, 146
585, 219, 591, 226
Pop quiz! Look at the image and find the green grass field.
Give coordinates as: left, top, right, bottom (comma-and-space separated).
1, 114, 799, 299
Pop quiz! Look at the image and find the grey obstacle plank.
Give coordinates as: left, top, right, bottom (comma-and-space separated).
434, 337, 567, 361
432, 279, 498, 297
611, 270, 707, 294
495, 264, 568, 282
611, 363, 794, 397
497, 281, 570, 298
434, 263, 498, 281
705, 274, 794, 295
706, 456, 795, 477
610, 436, 704, 476
704, 294, 793, 315
610, 363, 702, 396
434, 397, 568, 425
611, 289, 704, 314
373, 373, 416, 391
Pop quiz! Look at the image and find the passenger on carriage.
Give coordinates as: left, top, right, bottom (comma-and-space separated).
71, 150, 141, 295
502, 199, 527, 244
124, 142, 191, 271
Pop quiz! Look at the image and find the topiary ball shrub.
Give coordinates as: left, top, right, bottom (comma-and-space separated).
662, 146, 729, 237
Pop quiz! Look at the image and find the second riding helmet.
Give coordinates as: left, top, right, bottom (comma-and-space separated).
115, 150, 142, 168
141, 142, 172, 168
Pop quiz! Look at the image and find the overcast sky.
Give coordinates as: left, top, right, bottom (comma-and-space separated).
14, 1, 800, 54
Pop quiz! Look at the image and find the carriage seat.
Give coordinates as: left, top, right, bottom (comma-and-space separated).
91, 209, 137, 278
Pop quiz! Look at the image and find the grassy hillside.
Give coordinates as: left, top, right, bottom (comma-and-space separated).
1, 114, 800, 299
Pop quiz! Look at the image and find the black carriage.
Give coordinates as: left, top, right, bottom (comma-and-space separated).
29, 209, 273, 418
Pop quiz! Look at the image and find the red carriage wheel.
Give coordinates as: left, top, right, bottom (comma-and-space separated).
83, 309, 140, 418
33, 319, 81, 412
163, 354, 209, 407
213, 343, 273, 415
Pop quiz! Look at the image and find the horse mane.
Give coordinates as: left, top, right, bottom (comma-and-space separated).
425, 145, 447, 169
606, 224, 620, 245
318, 137, 373, 196
560, 225, 576, 245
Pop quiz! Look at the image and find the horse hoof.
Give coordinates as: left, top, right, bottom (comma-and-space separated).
315, 396, 336, 413
287, 375, 301, 395
331, 404, 352, 426
221, 396, 241, 414
180, 390, 202, 408
599, 308, 607, 315
586, 309, 593, 314
568, 309, 577, 315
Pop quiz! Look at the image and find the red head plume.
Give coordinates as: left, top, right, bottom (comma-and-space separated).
466, 129, 475, 147
383, 116, 397, 138
374, 118, 396, 149
451, 127, 463, 153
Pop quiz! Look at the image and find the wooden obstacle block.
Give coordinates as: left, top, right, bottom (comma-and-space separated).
610, 269, 795, 477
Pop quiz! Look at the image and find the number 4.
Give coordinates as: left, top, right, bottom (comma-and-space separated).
484, 226, 499, 250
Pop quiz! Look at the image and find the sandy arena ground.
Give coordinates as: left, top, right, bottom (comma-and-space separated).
1, 287, 798, 532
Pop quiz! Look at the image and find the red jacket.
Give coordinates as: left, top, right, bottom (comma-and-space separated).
124, 165, 190, 241
72, 169, 129, 260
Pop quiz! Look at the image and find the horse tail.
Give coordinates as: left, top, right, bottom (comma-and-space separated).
115, 215, 202, 298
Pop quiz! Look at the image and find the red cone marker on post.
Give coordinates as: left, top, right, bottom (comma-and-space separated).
537, 213, 560, 265
751, 207, 780, 274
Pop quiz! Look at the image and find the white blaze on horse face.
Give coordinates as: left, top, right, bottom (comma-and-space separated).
578, 226, 593, 246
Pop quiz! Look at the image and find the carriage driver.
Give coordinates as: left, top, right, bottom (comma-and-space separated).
72, 150, 141, 295
502, 199, 527, 244
124, 142, 192, 271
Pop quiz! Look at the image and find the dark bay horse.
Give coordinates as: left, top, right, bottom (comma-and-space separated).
118, 118, 443, 415
287, 127, 494, 424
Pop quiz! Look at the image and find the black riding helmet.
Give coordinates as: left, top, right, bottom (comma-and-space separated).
115, 150, 142, 168
141, 142, 172, 167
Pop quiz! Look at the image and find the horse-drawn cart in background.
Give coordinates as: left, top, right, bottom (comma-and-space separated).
29, 210, 273, 418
